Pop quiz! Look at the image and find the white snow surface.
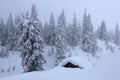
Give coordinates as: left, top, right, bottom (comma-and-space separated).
1, 51, 120, 80
0, 40, 120, 80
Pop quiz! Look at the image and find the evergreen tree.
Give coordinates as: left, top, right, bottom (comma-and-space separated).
15, 15, 22, 28
25, 11, 30, 19
49, 12, 56, 45
99, 20, 108, 42
114, 23, 120, 46
66, 14, 80, 46
5, 13, 15, 50
43, 22, 50, 45
43, 13, 56, 45
55, 10, 67, 65
82, 11, 97, 56
78, 22, 82, 46
30, 4, 43, 34
17, 5, 46, 72
14, 15, 24, 50
0, 18, 6, 46
18, 18, 46, 72
50, 13, 55, 30
30, 4, 38, 22
14, 14, 23, 39
107, 30, 114, 42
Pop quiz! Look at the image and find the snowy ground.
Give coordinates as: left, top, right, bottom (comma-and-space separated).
1, 51, 120, 80
0, 40, 120, 80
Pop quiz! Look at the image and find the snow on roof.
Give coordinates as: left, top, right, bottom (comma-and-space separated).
60, 56, 93, 69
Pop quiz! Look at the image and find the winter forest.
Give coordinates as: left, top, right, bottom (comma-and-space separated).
0, 3, 120, 80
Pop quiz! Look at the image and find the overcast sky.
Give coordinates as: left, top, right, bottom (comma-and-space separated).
0, 0, 120, 30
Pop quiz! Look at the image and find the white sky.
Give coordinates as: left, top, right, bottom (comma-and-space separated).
0, 0, 120, 30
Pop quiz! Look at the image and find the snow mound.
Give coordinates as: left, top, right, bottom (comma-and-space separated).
60, 56, 93, 69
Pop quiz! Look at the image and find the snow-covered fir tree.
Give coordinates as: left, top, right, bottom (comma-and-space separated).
82, 10, 97, 56
78, 22, 82, 46
95, 26, 101, 39
17, 5, 46, 72
0, 18, 6, 46
18, 18, 46, 72
114, 23, 120, 46
5, 13, 15, 50
43, 22, 50, 45
15, 15, 22, 28
25, 11, 30, 19
66, 14, 80, 46
48, 13, 56, 45
14, 14, 25, 50
30, 4, 38, 22
55, 10, 67, 65
107, 30, 114, 43
43, 13, 56, 45
99, 20, 108, 42
30, 4, 43, 35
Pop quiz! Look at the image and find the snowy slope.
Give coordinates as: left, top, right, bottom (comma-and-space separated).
0, 40, 120, 80
1, 51, 120, 80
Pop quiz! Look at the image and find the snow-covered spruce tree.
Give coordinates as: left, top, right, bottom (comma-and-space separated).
107, 30, 114, 43
95, 26, 101, 39
43, 13, 56, 45
18, 5, 46, 72
55, 10, 67, 65
99, 20, 108, 42
114, 23, 120, 46
48, 12, 56, 45
69, 14, 80, 46
78, 22, 82, 46
30, 4, 43, 35
15, 15, 22, 28
25, 11, 30, 19
5, 13, 15, 50
43, 22, 50, 44
18, 18, 46, 72
0, 18, 6, 46
31, 4, 37, 21
0, 18, 9, 57
14, 14, 25, 50
82, 11, 97, 56
66, 14, 81, 46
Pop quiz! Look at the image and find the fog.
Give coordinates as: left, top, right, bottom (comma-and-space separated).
0, 0, 120, 30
